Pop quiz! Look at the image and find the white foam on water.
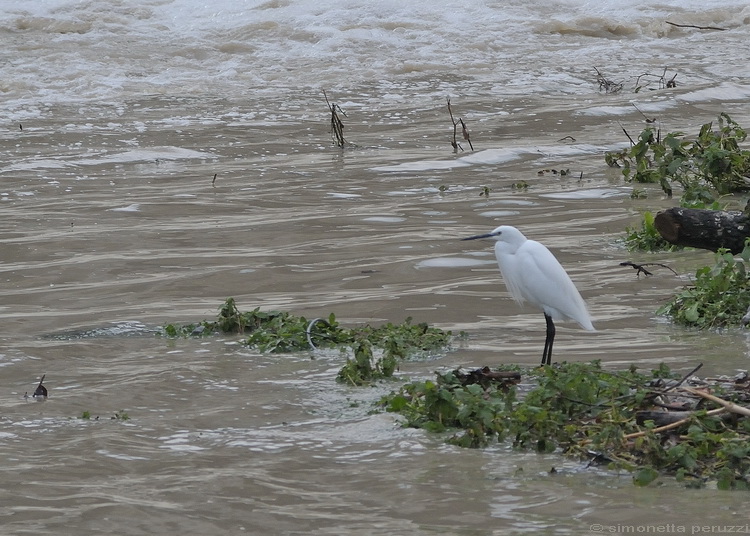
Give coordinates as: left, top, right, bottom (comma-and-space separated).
73, 147, 214, 166
676, 82, 750, 103
373, 144, 607, 173
1, 1, 746, 110
416, 257, 497, 269
326, 192, 361, 199
540, 188, 630, 199
362, 216, 406, 223
478, 210, 522, 218
109, 203, 141, 212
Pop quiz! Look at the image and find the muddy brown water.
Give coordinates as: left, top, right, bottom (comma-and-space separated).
1, 94, 749, 535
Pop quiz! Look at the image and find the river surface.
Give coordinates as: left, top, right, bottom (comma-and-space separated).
1, 1, 750, 534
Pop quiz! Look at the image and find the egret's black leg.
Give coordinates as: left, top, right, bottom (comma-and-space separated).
541, 313, 555, 366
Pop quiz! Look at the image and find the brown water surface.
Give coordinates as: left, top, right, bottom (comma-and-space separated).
1, 93, 749, 535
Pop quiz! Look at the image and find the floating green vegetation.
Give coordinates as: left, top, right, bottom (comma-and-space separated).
163, 298, 454, 385
629, 188, 648, 199
78, 410, 129, 421
336, 340, 398, 386
606, 113, 750, 203
381, 361, 750, 488
624, 210, 680, 252
657, 244, 750, 328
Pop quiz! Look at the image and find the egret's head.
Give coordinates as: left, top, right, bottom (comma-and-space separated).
462, 225, 525, 243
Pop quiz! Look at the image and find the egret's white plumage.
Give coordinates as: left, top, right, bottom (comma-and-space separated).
462, 225, 594, 365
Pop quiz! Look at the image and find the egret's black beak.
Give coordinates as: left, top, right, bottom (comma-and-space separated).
461, 233, 494, 241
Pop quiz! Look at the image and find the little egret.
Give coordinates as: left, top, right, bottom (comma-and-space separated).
462, 225, 594, 366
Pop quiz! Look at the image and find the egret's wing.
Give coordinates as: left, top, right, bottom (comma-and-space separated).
495, 245, 527, 306
513, 240, 594, 330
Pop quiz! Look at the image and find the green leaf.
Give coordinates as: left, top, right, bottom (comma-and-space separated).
387, 394, 409, 412
633, 467, 659, 487
683, 303, 700, 323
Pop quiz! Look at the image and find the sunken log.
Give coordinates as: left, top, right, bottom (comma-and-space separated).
654, 207, 750, 254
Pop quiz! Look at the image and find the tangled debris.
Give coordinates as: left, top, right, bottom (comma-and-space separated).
381, 361, 750, 489
594, 67, 623, 94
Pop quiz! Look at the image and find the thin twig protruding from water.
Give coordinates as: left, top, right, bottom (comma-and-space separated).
323, 90, 347, 148
447, 97, 473, 152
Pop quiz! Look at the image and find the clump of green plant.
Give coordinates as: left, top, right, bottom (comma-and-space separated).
381, 361, 750, 488
610, 113, 747, 251
632, 417, 750, 490
657, 243, 750, 328
386, 369, 518, 448
606, 113, 750, 202
336, 340, 398, 386
383, 361, 650, 449
163, 298, 351, 351
624, 211, 680, 252
163, 298, 454, 384
337, 319, 456, 385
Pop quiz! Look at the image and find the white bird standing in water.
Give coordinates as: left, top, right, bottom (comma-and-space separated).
462, 225, 594, 366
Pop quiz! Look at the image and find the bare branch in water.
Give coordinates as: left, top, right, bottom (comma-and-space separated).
617, 122, 636, 146
323, 90, 347, 148
594, 67, 622, 94
631, 103, 656, 123
666, 21, 728, 31
447, 98, 461, 152
634, 68, 678, 92
459, 118, 473, 151
619, 261, 679, 278
446, 97, 474, 152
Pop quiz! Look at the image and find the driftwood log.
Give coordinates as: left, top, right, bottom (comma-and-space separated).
654, 207, 750, 254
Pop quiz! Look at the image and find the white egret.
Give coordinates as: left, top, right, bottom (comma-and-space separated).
462, 225, 594, 366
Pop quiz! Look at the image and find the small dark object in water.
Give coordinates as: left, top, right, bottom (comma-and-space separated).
620, 261, 652, 277
190, 325, 205, 336
33, 374, 48, 398
620, 261, 678, 278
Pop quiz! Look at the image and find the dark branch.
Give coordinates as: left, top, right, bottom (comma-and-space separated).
666, 21, 728, 31
447, 97, 473, 152
619, 261, 679, 278
323, 90, 347, 148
